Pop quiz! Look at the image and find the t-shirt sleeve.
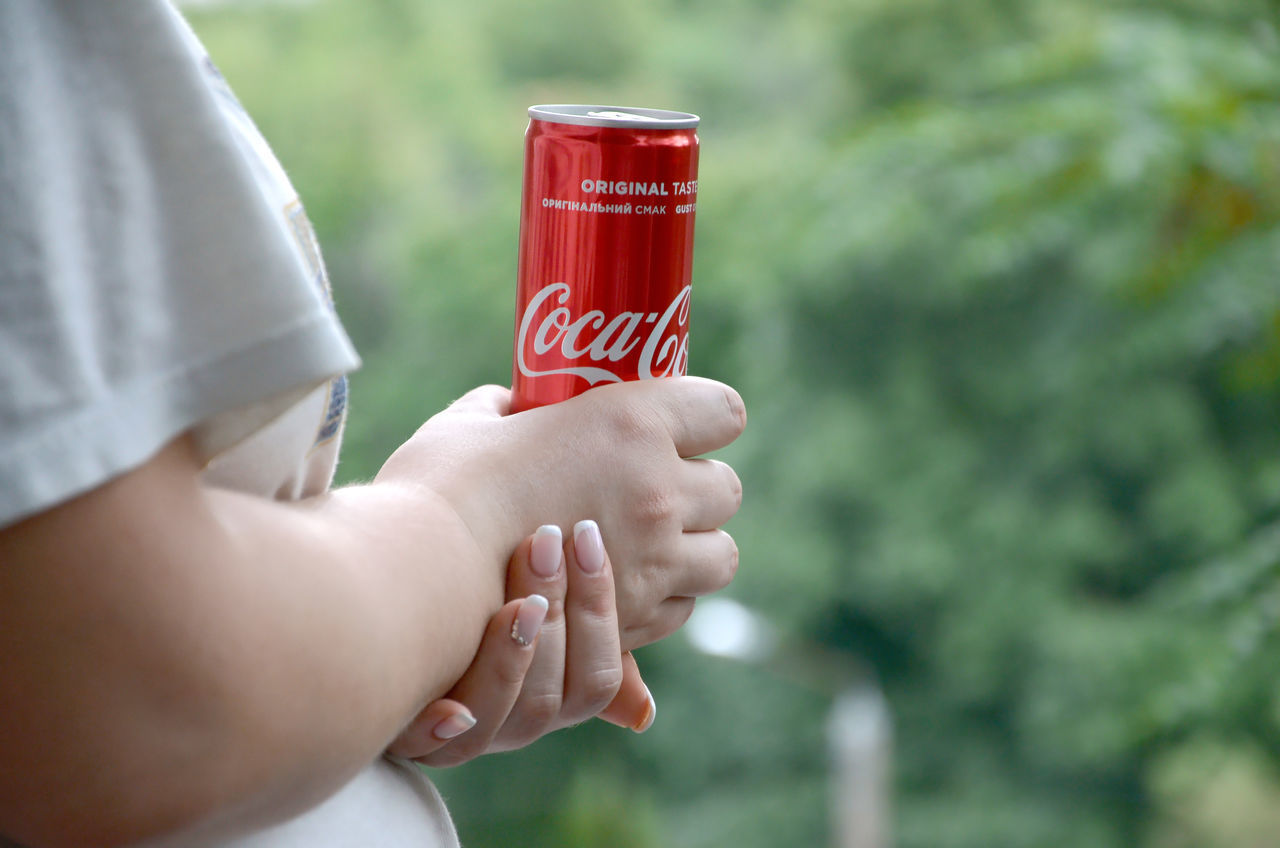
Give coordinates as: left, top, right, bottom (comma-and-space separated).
0, 1, 361, 529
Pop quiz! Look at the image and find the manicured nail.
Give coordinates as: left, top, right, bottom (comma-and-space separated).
632, 687, 656, 733
432, 711, 476, 741
511, 594, 549, 646
573, 519, 604, 574
529, 525, 563, 578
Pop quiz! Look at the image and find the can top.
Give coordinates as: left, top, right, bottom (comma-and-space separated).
528, 104, 699, 129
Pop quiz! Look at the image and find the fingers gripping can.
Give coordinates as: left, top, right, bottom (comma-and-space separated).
510, 105, 700, 412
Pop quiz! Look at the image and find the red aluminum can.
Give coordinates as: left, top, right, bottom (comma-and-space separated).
510, 104, 700, 413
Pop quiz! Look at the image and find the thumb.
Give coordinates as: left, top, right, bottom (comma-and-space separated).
442, 384, 512, 419
598, 652, 656, 733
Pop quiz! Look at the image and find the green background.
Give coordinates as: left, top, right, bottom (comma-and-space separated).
188, 0, 1280, 845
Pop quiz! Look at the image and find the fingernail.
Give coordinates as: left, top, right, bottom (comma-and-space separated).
432, 711, 477, 741
529, 525, 563, 578
511, 594, 549, 646
573, 519, 604, 574
632, 687, 656, 733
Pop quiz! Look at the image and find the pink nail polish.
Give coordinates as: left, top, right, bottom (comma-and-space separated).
432, 711, 476, 741
529, 525, 563, 578
511, 594, 549, 646
573, 519, 604, 574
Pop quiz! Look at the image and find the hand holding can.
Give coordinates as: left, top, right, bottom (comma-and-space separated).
498, 106, 736, 708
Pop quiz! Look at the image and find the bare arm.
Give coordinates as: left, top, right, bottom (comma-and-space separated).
0, 436, 502, 847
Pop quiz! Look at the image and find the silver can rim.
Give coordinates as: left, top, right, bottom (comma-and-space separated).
528, 104, 699, 129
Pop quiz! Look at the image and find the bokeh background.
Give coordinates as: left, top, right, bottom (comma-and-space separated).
186, 0, 1280, 845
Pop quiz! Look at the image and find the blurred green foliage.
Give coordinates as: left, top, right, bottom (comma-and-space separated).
189, 0, 1280, 845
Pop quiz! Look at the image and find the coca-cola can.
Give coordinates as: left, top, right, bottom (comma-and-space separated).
511, 104, 700, 413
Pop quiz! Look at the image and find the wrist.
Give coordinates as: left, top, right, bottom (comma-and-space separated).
324, 480, 508, 674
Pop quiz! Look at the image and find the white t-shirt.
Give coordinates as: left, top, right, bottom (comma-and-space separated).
0, 2, 459, 845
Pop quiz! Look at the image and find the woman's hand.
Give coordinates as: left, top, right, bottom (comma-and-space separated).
375, 377, 746, 652
387, 521, 655, 766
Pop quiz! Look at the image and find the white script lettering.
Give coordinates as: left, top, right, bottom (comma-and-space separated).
517, 282, 692, 384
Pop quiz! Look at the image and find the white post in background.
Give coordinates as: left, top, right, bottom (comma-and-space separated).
828, 686, 892, 848
685, 600, 893, 848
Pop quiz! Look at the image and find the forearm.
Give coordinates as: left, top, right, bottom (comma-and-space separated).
0, 439, 504, 847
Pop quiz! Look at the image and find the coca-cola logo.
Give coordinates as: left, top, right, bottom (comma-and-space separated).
516, 282, 691, 385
